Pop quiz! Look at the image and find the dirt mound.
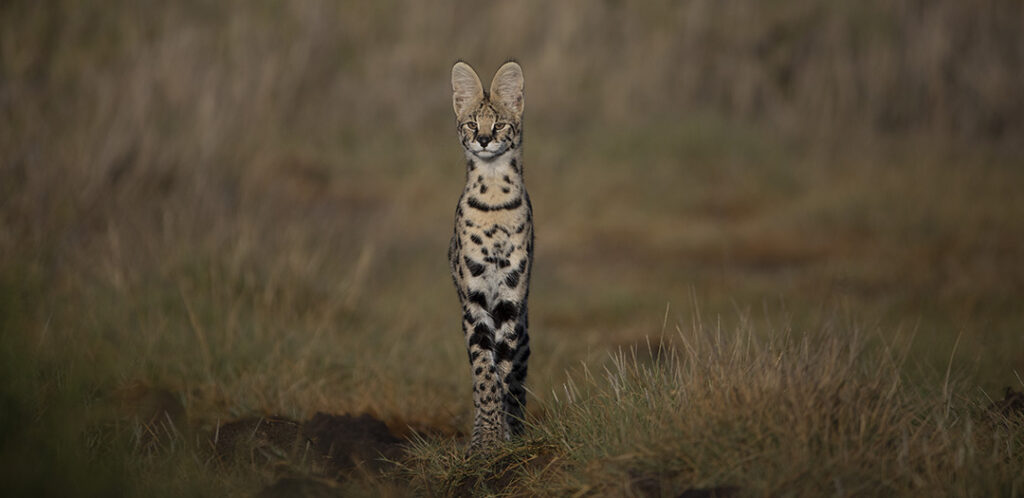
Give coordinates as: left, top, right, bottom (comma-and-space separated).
303, 412, 404, 474
210, 412, 408, 496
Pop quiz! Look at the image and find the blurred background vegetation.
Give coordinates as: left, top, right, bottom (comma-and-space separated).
1, 0, 1022, 495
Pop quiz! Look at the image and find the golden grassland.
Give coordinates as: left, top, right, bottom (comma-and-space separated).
2, 1, 1023, 496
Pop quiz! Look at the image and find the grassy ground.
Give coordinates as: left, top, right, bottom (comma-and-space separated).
2, 1, 1023, 496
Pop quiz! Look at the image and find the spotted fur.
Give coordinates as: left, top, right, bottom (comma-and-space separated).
448, 61, 533, 453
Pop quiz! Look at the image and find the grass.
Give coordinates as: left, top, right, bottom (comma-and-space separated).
401, 323, 1024, 496
2, 1, 1024, 496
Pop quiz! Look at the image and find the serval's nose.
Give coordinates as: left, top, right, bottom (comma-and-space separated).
477, 135, 491, 148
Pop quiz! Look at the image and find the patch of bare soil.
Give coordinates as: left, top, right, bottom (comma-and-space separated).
209, 412, 408, 497
302, 412, 404, 475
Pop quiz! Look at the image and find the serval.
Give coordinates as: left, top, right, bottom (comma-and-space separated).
448, 61, 533, 453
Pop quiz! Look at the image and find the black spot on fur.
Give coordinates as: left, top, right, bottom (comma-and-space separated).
504, 270, 521, 288
503, 175, 511, 184
492, 301, 519, 327
465, 219, 474, 227
484, 225, 511, 238
470, 234, 482, 245
468, 291, 487, 308
513, 369, 527, 382
502, 187, 510, 193
474, 366, 483, 375
495, 341, 514, 361
464, 257, 485, 277
518, 259, 528, 272
467, 196, 523, 212
479, 184, 487, 194
470, 323, 493, 350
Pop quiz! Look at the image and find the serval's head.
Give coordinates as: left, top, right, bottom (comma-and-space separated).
452, 61, 524, 160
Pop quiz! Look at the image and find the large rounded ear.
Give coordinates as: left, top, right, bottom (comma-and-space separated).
452, 62, 484, 118
490, 61, 524, 117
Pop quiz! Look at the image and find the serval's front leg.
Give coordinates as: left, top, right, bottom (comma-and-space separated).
463, 299, 508, 453
503, 316, 529, 436
491, 297, 526, 438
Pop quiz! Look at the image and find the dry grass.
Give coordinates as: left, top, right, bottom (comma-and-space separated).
401, 322, 1024, 496
2, 1, 1024, 496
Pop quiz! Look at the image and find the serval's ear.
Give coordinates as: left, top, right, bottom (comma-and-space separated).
452, 62, 484, 118
490, 61, 524, 118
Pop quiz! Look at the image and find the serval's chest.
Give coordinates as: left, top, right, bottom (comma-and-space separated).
452, 157, 532, 296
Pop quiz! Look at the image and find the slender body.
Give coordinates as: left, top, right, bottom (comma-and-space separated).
448, 61, 533, 452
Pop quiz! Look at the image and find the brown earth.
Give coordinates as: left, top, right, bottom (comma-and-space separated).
209, 412, 408, 496
302, 412, 405, 475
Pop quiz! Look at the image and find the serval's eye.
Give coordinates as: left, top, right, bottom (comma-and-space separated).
466, 122, 477, 130
494, 123, 507, 131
